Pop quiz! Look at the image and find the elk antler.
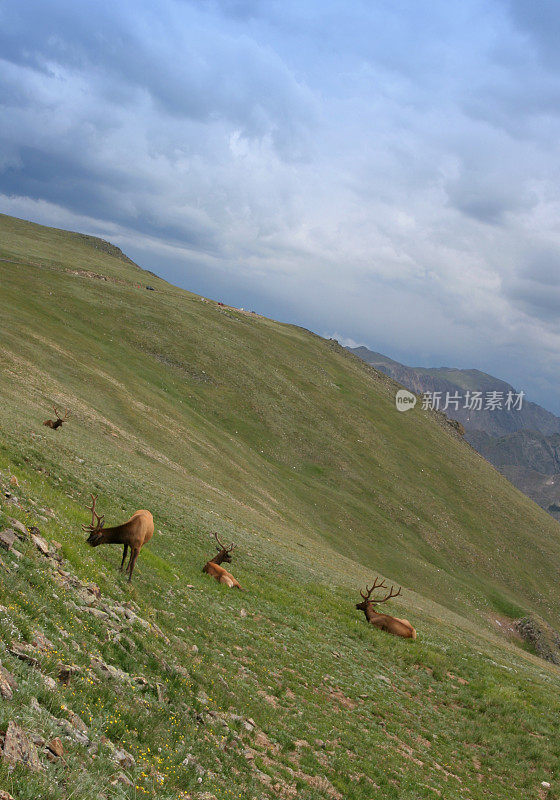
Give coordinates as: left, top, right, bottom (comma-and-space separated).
360, 577, 402, 604
213, 531, 235, 553
53, 406, 71, 421
82, 494, 105, 533
360, 576, 387, 599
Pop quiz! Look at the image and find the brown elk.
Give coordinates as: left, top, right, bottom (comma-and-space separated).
203, 532, 244, 589
82, 494, 154, 583
43, 406, 71, 429
356, 577, 416, 639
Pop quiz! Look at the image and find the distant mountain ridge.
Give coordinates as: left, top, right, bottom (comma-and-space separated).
349, 347, 560, 437
348, 345, 560, 521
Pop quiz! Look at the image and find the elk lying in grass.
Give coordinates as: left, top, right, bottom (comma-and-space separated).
203, 532, 244, 589
43, 406, 71, 429
82, 494, 154, 583
356, 577, 416, 639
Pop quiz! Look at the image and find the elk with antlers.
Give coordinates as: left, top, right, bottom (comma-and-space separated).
203, 532, 244, 589
43, 406, 71, 430
355, 577, 416, 639
82, 494, 154, 583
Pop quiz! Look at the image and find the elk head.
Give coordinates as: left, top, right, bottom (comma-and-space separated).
211, 532, 235, 564
356, 576, 402, 611
82, 494, 105, 545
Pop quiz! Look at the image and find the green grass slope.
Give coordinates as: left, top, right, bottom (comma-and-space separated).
0, 213, 559, 799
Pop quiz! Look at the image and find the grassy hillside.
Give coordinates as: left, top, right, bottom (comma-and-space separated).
0, 213, 560, 799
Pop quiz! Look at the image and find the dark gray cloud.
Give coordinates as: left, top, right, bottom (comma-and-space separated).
2, 0, 560, 412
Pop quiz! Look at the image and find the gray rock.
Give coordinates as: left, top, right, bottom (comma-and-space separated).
80, 607, 109, 620
2, 720, 42, 771
30, 533, 49, 556
0, 664, 17, 699
9, 642, 39, 667
41, 674, 57, 691
111, 771, 133, 787
114, 747, 136, 770
0, 530, 17, 552
8, 519, 27, 538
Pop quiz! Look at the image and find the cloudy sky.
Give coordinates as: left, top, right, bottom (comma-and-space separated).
2, 1, 560, 410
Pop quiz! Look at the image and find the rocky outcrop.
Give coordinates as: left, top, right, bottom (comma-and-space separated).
515, 615, 560, 665
2, 721, 42, 771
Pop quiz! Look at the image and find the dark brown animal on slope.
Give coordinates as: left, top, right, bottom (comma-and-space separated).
43, 406, 71, 429
203, 532, 244, 589
82, 494, 154, 583
355, 577, 416, 639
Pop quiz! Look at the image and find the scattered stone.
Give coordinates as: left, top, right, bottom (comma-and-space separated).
30, 533, 50, 556
80, 607, 109, 620
9, 642, 39, 667
57, 718, 89, 745
191, 645, 199, 654
8, 519, 27, 538
114, 747, 136, 770
2, 721, 42, 771
32, 631, 54, 651
100, 605, 120, 621
47, 737, 64, 757
58, 664, 81, 684
66, 710, 89, 735
239, 608, 247, 618
182, 754, 205, 775
0, 664, 17, 700
30, 698, 42, 714
0, 530, 17, 552
91, 656, 129, 682
42, 674, 57, 691
111, 771, 133, 787
542, 782, 551, 789
77, 587, 98, 606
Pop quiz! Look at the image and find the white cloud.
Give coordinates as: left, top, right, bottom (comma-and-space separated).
2, 0, 560, 410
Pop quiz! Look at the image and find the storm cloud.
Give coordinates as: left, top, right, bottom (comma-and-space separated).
2, 0, 560, 410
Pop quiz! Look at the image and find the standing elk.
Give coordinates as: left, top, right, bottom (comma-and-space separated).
203, 532, 244, 589
355, 577, 416, 639
43, 406, 71, 429
82, 494, 154, 583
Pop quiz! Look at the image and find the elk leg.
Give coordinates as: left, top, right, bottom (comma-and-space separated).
127, 548, 139, 582
119, 544, 129, 572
